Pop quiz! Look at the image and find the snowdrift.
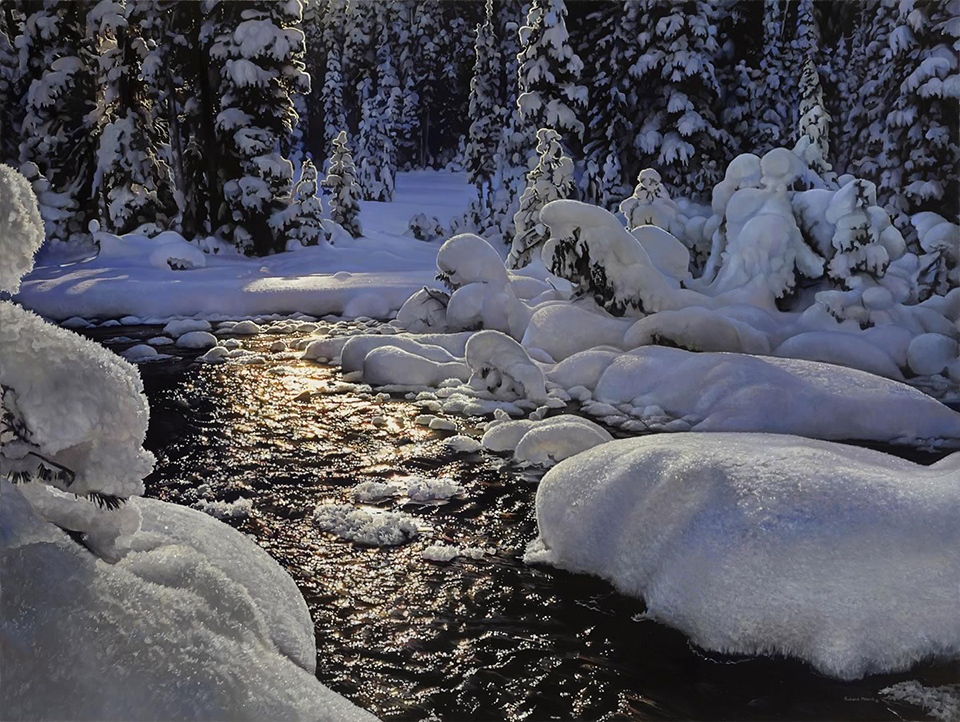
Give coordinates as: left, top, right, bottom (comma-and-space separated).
527, 434, 960, 679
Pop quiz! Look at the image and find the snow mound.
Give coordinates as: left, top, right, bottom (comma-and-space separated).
522, 303, 630, 361
482, 415, 612, 466
591, 346, 960, 445
1, 487, 374, 721
0, 164, 45, 294
527, 434, 960, 679
466, 330, 547, 402
312, 504, 419, 546
163, 318, 212, 336
773, 331, 904, 380
175, 330, 218, 349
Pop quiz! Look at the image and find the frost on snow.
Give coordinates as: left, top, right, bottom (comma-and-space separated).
527, 433, 960, 679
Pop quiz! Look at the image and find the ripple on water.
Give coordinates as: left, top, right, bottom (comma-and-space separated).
81, 322, 958, 722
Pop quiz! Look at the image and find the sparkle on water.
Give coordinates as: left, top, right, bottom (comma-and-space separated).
81, 321, 957, 722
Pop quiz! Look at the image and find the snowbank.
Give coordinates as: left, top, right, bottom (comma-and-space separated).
1, 484, 375, 721
590, 347, 960, 445
527, 434, 960, 679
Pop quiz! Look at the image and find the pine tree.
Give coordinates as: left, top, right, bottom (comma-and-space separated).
507, 128, 574, 269
317, 0, 348, 159
322, 130, 362, 238
751, 0, 793, 154
790, 0, 835, 187
88, 0, 175, 234
18, 0, 99, 244
466, 0, 501, 212
515, 0, 587, 162
206, 0, 309, 254
628, 0, 731, 199
343, 0, 376, 172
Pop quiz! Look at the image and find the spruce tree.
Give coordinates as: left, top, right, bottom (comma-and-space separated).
88, 0, 175, 234
507, 128, 575, 269
318, 0, 348, 158
628, 0, 730, 199
515, 0, 587, 161
0, 5, 23, 166
282, 159, 326, 247
18, 0, 99, 244
356, 3, 399, 201
206, 0, 309, 254
322, 130, 362, 238
466, 0, 501, 211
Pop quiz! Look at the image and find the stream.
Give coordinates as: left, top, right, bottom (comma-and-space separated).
82, 321, 956, 721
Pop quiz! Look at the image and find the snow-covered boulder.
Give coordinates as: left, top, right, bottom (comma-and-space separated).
465, 330, 547, 402
591, 346, 960, 445
907, 333, 959, 377
163, 318, 212, 336
340, 334, 464, 375
527, 433, 960, 679
521, 303, 631, 361
362, 346, 470, 388
175, 330, 218, 349
481, 415, 612, 467
773, 331, 904, 381
623, 307, 771, 355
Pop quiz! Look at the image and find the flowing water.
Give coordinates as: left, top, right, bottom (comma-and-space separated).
85, 322, 956, 721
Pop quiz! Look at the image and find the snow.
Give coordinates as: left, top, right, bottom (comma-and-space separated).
481, 414, 612, 467
526, 433, 960, 679
466, 330, 547, 403
1, 485, 374, 721
163, 318, 212, 336
175, 330, 218, 349
880, 682, 960, 722
0, 165, 45, 295
312, 503, 419, 546
17, 171, 476, 322
589, 347, 960, 445
192, 496, 253, 520
907, 334, 959, 376
421, 543, 488, 562
773, 331, 904, 380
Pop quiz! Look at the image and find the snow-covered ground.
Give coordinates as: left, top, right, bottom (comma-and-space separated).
16, 171, 477, 322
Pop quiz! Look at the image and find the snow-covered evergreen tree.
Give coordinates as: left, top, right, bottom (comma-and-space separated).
280, 159, 326, 247
883, 0, 960, 236
790, 0, 835, 187
17, 1, 99, 244
620, 168, 680, 232
207, 0, 309, 255
628, 0, 731, 199
466, 0, 501, 212
824, 179, 891, 285
581, 1, 637, 209
0, 6, 23, 166
88, 0, 175, 235
322, 130, 362, 238
751, 0, 793, 155
515, 0, 586, 161
318, 0, 347, 158
356, 3, 399, 201
507, 128, 575, 269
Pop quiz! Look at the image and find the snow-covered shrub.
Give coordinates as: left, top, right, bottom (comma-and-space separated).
436, 233, 532, 340
619, 168, 680, 233
396, 287, 450, 333
507, 128, 575, 269
824, 178, 898, 285
528, 433, 960, 679
407, 212, 445, 241
914, 211, 960, 300
321, 131, 362, 238
0, 164, 45, 294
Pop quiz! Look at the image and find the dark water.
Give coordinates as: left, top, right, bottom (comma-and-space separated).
86, 323, 957, 721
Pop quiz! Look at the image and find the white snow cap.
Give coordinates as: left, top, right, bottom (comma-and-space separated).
528, 433, 960, 679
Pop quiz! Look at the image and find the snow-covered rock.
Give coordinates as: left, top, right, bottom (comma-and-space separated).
175, 330, 218, 349
162, 318, 212, 336
907, 334, 959, 377
521, 303, 630, 361
773, 332, 904, 380
481, 415, 612, 467
590, 346, 960, 445
465, 330, 547, 402
527, 433, 960, 679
